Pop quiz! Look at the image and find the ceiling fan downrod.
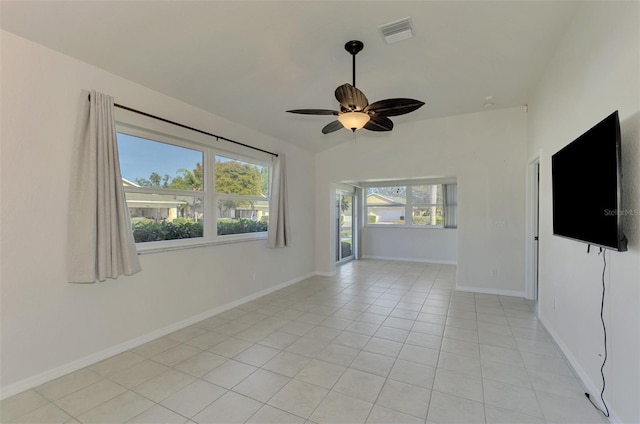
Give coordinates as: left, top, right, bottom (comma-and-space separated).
345, 40, 364, 88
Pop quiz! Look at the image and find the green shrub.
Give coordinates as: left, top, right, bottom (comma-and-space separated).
217, 218, 268, 235
412, 216, 429, 225
368, 213, 378, 224
132, 220, 203, 243
132, 218, 268, 242
411, 215, 445, 225
130, 217, 153, 224
171, 218, 195, 225
341, 241, 352, 257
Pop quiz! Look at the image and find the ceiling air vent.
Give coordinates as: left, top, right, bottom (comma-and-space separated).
378, 17, 414, 44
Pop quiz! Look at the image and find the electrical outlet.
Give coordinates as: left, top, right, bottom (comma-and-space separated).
490, 268, 498, 277
252, 272, 256, 281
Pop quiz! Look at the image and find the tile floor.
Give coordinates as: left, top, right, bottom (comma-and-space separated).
1, 260, 609, 424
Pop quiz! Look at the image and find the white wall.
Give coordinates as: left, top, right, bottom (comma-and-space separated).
527, 2, 640, 422
315, 107, 527, 295
362, 227, 457, 264
0, 31, 316, 395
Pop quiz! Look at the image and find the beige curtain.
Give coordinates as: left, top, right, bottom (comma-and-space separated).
67, 90, 141, 283
267, 154, 290, 248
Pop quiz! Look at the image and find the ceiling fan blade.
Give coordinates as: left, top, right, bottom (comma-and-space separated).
335, 83, 369, 111
364, 98, 425, 117
286, 109, 339, 115
322, 120, 344, 134
364, 115, 394, 132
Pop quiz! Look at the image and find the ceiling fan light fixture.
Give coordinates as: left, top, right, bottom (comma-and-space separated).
338, 111, 370, 132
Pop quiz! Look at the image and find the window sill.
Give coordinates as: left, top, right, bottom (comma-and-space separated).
364, 225, 456, 230
136, 233, 268, 254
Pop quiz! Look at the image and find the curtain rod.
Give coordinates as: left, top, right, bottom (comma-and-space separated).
88, 95, 278, 157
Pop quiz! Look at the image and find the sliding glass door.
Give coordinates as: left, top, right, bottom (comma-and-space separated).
336, 190, 354, 263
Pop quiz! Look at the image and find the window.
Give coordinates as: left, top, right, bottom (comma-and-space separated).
118, 133, 205, 244
116, 128, 270, 249
215, 155, 269, 236
410, 185, 443, 226
365, 182, 456, 228
366, 186, 407, 225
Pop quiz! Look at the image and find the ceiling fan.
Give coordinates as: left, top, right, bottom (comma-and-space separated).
287, 40, 425, 134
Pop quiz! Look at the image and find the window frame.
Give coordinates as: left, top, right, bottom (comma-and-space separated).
364, 180, 455, 229
116, 116, 272, 253
213, 153, 271, 238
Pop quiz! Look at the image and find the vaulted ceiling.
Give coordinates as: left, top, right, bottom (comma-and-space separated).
1, 1, 580, 152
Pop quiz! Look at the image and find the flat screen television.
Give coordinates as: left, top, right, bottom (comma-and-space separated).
552, 111, 627, 251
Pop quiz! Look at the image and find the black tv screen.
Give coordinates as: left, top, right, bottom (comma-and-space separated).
552, 111, 627, 251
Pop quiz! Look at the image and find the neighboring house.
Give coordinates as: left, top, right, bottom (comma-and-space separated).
228, 204, 269, 221
217, 197, 269, 221
122, 178, 193, 222
123, 178, 267, 222
366, 193, 406, 223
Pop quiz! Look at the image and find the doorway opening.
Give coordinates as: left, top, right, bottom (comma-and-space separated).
526, 156, 540, 308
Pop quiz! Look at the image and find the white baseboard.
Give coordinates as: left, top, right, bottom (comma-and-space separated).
0, 272, 314, 400
455, 284, 526, 298
314, 271, 337, 277
362, 255, 457, 265
537, 316, 618, 424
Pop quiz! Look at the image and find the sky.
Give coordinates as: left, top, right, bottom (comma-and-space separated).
117, 133, 202, 183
